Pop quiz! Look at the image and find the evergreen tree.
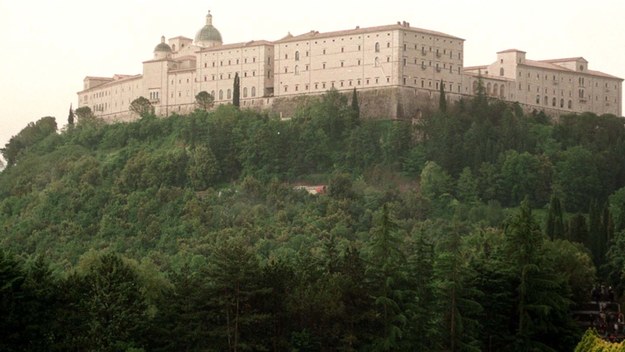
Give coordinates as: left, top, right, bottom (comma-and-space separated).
205, 234, 271, 352
439, 79, 447, 113
505, 198, 576, 351
365, 204, 409, 351
68, 104, 75, 126
233, 73, 240, 108
431, 225, 482, 352
545, 194, 564, 240
351, 88, 360, 124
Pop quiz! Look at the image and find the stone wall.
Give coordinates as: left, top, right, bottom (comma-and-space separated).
269, 87, 466, 121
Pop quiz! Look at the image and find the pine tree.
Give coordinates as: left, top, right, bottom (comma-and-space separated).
233, 73, 240, 108
365, 204, 409, 351
431, 225, 482, 352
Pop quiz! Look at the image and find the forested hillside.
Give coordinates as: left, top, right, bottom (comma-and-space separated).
2, 88, 625, 351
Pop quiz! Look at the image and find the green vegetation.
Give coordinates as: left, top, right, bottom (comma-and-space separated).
2, 88, 625, 350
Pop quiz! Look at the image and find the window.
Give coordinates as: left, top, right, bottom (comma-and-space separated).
219, 90, 223, 100
403, 58, 407, 66
500, 68, 504, 76
560, 99, 564, 108
374, 57, 379, 67
295, 51, 300, 61
358, 59, 361, 66
284, 67, 288, 73
243, 87, 248, 98
323, 49, 326, 55
227, 89, 231, 99
323, 63, 326, 69
285, 53, 288, 59
544, 96, 548, 105
387, 42, 390, 48
340, 62, 344, 67
295, 65, 299, 75
536, 95, 540, 104
568, 100, 572, 109
251, 86, 256, 97
552, 97, 557, 107
375, 42, 380, 52
341, 47, 344, 53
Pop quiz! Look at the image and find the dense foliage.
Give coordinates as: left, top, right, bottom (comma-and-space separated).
2, 88, 625, 351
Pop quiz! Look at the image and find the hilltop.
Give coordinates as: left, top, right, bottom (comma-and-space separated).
2, 89, 625, 350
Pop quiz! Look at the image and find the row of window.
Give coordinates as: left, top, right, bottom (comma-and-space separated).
536, 96, 574, 109
280, 44, 461, 61
202, 56, 263, 68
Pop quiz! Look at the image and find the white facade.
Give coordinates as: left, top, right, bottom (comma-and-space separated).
77, 12, 623, 122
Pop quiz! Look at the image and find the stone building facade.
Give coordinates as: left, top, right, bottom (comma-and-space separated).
77, 11, 622, 122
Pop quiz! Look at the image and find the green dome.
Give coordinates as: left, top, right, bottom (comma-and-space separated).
154, 36, 172, 52
195, 10, 223, 45
195, 24, 222, 43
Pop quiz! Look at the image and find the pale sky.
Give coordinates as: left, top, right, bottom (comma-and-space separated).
1, 0, 624, 159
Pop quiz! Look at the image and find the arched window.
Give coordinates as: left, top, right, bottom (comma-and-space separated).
500, 85, 505, 98
544, 96, 548, 105
375, 42, 380, 52
500, 67, 504, 76
493, 84, 498, 96
251, 86, 256, 97
295, 51, 300, 61
472, 81, 478, 93
552, 97, 556, 107
568, 100, 572, 109
227, 89, 231, 99
172, 44, 176, 51
560, 99, 564, 108
487, 83, 492, 95
211, 90, 215, 99
295, 65, 299, 75
374, 57, 379, 67
243, 87, 248, 98
536, 95, 540, 104
219, 90, 223, 100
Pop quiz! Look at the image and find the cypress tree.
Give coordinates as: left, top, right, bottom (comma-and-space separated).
68, 104, 74, 126
545, 194, 564, 240
351, 88, 360, 122
233, 73, 240, 107
438, 80, 447, 113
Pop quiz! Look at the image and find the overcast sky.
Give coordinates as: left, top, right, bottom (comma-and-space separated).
1, 0, 623, 156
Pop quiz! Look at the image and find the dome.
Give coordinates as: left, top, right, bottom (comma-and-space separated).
154, 36, 172, 52
195, 10, 223, 46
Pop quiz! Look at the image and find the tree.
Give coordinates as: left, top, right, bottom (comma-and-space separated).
351, 88, 360, 123
75, 106, 95, 121
431, 224, 482, 352
439, 79, 447, 113
187, 145, 220, 190
129, 96, 154, 117
233, 73, 240, 108
204, 234, 271, 352
68, 104, 75, 126
545, 194, 565, 240
504, 199, 576, 351
365, 204, 409, 351
195, 91, 215, 110
1, 116, 57, 166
